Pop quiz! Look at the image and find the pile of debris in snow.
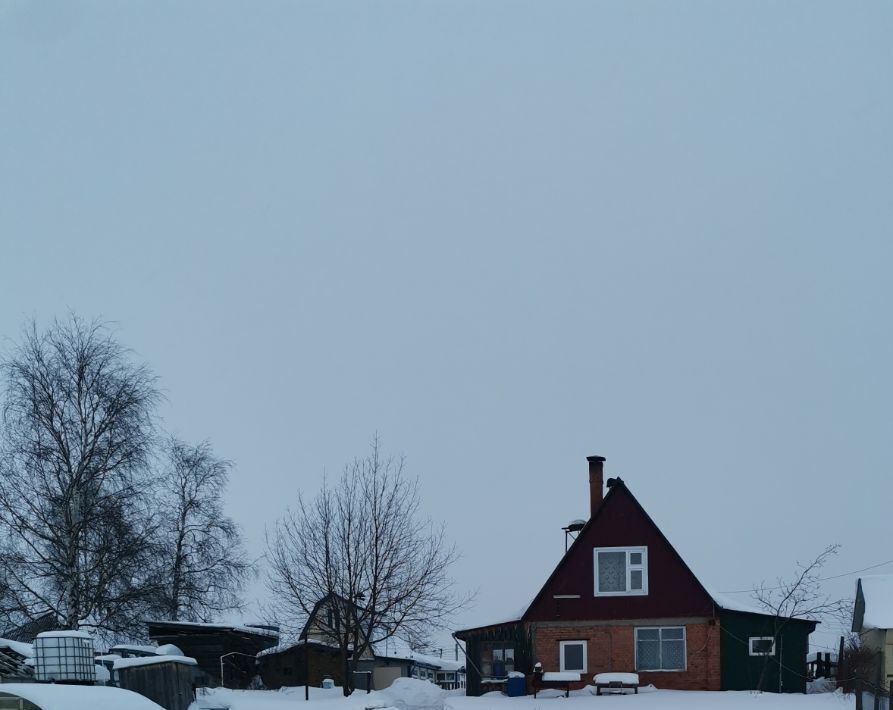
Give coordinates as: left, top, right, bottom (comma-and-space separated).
0, 638, 34, 680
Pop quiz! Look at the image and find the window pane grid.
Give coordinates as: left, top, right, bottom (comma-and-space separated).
598, 552, 626, 592
636, 627, 685, 671
483, 646, 515, 678
595, 547, 647, 596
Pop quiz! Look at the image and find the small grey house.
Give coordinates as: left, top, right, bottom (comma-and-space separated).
852, 575, 893, 687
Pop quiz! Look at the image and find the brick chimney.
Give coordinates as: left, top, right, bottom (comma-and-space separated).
587, 455, 606, 518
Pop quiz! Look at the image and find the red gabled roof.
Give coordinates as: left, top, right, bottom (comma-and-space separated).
522, 478, 716, 621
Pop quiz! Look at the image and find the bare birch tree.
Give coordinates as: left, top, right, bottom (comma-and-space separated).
751, 544, 850, 691
155, 437, 251, 621
754, 545, 850, 621
266, 436, 469, 693
0, 316, 161, 638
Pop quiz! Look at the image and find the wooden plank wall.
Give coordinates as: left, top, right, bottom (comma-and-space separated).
117, 662, 195, 710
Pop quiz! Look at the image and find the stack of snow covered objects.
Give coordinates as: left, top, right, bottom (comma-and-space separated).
0, 638, 35, 682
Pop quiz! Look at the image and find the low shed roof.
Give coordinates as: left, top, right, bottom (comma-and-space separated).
146, 620, 278, 639
0, 683, 164, 710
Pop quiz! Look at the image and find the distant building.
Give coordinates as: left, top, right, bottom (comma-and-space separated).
852, 575, 893, 687
260, 594, 464, 691
371, 643, 465, 690
147, 620, 278, 688
257, 639, 344, 690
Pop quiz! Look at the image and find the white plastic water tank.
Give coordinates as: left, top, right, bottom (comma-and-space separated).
34, 630, 96, 683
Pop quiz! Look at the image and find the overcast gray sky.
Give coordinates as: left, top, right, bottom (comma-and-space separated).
1, 1, 891, 653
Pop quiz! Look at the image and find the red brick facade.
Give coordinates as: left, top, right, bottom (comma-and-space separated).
530, 620, 721, 691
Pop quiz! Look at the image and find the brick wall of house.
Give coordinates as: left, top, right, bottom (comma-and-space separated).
530, 620, 721, 691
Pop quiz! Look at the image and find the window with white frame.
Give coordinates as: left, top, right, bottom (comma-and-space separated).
594, 547, 648, 596
559, 640, 587, 673
749, 637, 776, 656
635, 627, 685, 671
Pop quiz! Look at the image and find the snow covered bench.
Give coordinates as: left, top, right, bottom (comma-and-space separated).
533, 671, 581, 698
593, 673, 639, 695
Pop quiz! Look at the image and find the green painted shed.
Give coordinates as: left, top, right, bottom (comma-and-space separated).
718, 608, 816, 693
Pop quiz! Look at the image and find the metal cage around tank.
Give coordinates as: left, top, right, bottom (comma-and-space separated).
33, 631, 96, 684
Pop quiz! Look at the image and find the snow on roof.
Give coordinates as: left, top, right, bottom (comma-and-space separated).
36, 630, 92, 639
371, 642, 464, 671
411, 652, 463, 672
0, 637, 34, 658
113, 655, 197, 671
110, 644, 159, 655
859, 575, 893, 629
147, 620, 279, 638
257, 638, 341, 657
155, 643, 184, 656
708, 589, 772, 616
485, 605, 528, 625
0, 683, 165, 710
707, 588, 820, 622
454, 601, 531, 634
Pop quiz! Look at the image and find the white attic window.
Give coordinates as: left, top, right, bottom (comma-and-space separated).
594, 547, 648, 596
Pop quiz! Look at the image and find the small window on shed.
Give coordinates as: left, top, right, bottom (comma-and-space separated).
749, 637, 775, 656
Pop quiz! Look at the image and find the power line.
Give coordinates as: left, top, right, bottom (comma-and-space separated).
719, 557, 893, 594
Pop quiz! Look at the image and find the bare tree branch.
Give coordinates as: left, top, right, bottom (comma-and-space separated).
265, 435, 472, 694
753, 544, 850, 625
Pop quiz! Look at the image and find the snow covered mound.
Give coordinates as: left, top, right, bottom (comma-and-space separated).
155, 643, 184, 656
377, 678, 446, 710
807, 677, 837, 694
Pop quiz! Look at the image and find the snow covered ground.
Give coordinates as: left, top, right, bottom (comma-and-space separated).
190, 683, 856, 710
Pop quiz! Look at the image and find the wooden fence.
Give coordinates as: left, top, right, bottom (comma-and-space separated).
854, 680, 892, 710
808, 652, 838, 680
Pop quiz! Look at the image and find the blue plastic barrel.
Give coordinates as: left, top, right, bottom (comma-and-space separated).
506, 676, 526, 697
